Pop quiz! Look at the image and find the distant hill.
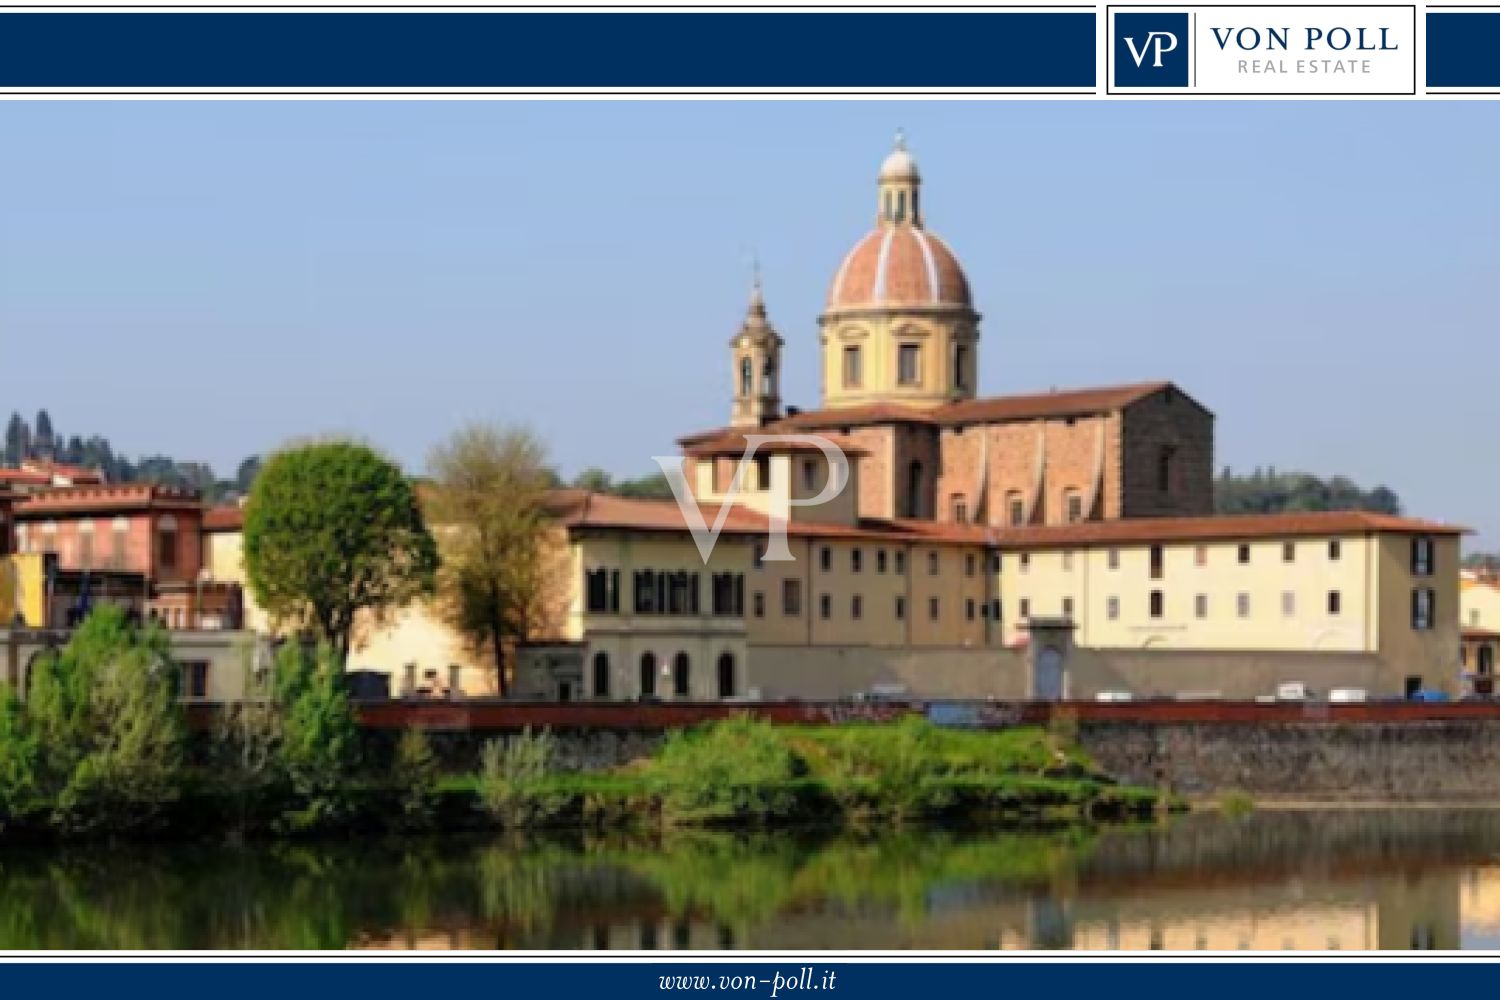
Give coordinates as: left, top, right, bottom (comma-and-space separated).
1214, 467, 1401, 516
3, 408, 260, 504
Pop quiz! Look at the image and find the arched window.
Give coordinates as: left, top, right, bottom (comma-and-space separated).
717, 652, 736, 699
593, 651, 611, 699
672, 652, 690, 697
739, 357, 753, 397
906, 460, 924, 518
760, 359, 776, 397
639, 652, 657, 697
157, 514, 179, 570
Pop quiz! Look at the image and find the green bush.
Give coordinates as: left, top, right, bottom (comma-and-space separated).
646, 715, 806, 825
0, 686, 39, 824
393, 728, 442, 829
477, 728, 568, 828
273, 643, 359, 830
24, 606, 185, 834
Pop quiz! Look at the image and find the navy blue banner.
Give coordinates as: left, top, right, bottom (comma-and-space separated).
1427, 11, 1500, 88
0, 12, 1096, 90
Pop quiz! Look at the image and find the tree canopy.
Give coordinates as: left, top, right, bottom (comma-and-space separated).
243, 441, 438, 665
1214, 467, 1401, 517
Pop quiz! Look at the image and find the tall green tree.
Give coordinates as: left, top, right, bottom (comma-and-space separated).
244, 441, 438, 665
4, 412, 28, 465
24, 606, 184, 833
428, 424, 552, 697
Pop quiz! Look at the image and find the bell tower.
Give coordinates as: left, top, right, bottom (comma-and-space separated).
729, 269, 784, 428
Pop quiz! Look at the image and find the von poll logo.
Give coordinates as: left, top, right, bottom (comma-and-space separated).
1115, 12, 1190, 87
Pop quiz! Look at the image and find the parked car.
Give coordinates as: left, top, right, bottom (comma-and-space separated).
1275, 682, 1317, 702
1329, 687, 1368, 703
1408, 689, 1450, 703
1094, 690, 1133, 703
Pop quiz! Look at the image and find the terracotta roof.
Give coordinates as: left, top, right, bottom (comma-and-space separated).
202, 505, 245, 531
987, 510, 1467, 549
682, 431, 869, 459
827, 225, 973, 312
1462, 626, 1500, 641
934, 381, 1196, 424
13, 483, 202, 517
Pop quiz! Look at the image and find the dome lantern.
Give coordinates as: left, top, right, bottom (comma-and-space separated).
877, 129, 922, 227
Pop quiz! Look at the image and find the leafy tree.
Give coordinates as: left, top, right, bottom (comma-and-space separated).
611, 472, 675, 499
243, 441, 438, 665
273, 642, 360, 828
4, 412, 28, 465
428, 424, 552, 697
0, 686, 39, 824
571, 467, 614, 492
24, 606, 184, 833
33, 409, 53, 458
236, 455, 263, 492
1214, 467, 1402, 517
393, 727, 442, 829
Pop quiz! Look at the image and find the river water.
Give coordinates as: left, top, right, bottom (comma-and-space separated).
5, 810, 1500, 950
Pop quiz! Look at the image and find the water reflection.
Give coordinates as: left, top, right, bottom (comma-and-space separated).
3, 811, 1500, 950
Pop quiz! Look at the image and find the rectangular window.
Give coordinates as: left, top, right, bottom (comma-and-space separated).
585, 568, 616, 614
952, 496, 968, 523
965, 553, 976, 577
1195, 594, 1208, 619
753, 538, 766, 569
1106, 596, 1120, 620
78, 532, 94, 570
819, 594, 832, 620
1412, 536, 1434, 576
1238, 544, 1251, 565
755, 454, 772, 492
1008, 496, 1025, 527
782, 579, 802, 617
1149, 545, 1164, 580
966, 598, 976, 621
852, 595, 863, 620
1020, 553, 1030, 574
1062, 550, 1073, 571
894, 550, 906, 574
1062, 597, 1074, 618
634, 570, 656, 614
928, 551, 939, 575
990, 598, 1001, 621
1108, 548, 1120, 570
820, 546, 832, 572
953, 344, 968, 391
928, 597, 940, 621
1237, 593, 1251, 618
1194, 545, 1207, 567
1149, 590, 1164, 619
895, 596, 906, 620
753, 591, 765, 618
1328, 590, 1341, 616
181, 661, 209, 700
877, 549, 887, 574
1282, 591, 1296, 617
842, 345, 863, 388
897, 344, 921, 386
851, 548, 862, 573
1019, 598, 1030, 619
711, 572, 744, 616
1283, 542, 1296, 563
1066, 492, 1083, 523
1329, 539, 1342, 561
990, 552, 1001, 574
802, 459, 818, 493
157, 528, 178, 571
1412, 588, 1435, 630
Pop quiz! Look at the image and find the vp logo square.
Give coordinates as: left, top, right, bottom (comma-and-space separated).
1115, 12, 1189, 87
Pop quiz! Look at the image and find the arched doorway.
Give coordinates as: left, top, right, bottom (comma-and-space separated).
1032, 646, 1066, 701
672, 652, 691, 697
717, 652, 736, 699
639, 652, 657, 698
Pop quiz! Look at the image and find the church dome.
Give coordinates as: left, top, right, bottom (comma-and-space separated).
826, 225, 972, 311
825, 132, 973, 313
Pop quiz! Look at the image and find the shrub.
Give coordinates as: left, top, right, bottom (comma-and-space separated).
25, 606, 184, 833
478, 728, 568, 828
273, 642, 359, 829
647, 715, 806, 825
393, 728, 442, 828
0, 686, 39, 824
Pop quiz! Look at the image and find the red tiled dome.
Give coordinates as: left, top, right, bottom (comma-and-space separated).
826, 225, 972, 312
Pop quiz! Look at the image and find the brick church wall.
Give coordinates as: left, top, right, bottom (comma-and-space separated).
1118, 387, 1215, 517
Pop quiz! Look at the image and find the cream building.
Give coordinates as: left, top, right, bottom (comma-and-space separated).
188, 135, 1468, 703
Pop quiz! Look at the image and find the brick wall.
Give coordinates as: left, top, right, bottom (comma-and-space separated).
1118, 387, 1214, 517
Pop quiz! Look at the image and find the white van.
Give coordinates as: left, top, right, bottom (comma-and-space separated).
1275, 682, 1316, 702
1329, 687, 1368, 703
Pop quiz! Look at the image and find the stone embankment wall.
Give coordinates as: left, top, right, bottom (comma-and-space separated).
1079, 720, 1500, 801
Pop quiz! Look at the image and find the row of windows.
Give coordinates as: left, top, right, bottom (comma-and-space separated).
751, 580, 1001, 624
15, 518, 180, 569
583, 569, 745, 617
1095, 590, 1348, 621
590, 650, 736, 699
839, 342, 969, 392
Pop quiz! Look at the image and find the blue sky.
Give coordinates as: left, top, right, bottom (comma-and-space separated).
0, 101, 1495, 542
